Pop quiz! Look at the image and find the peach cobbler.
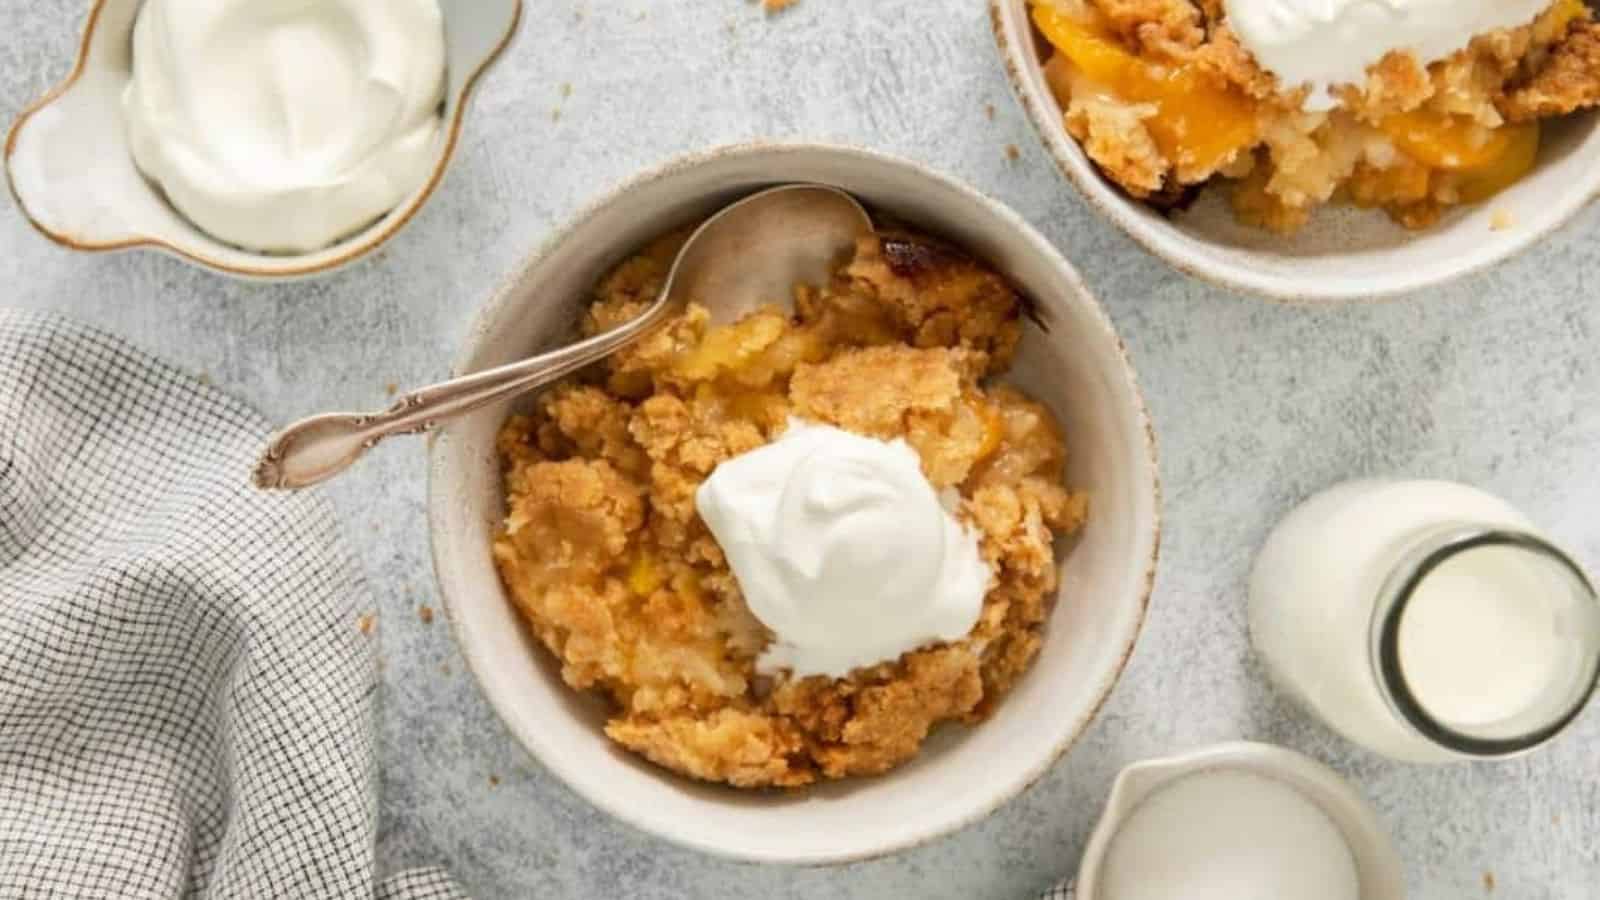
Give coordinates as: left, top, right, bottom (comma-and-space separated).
492, 228, 1086, 787
1031, 0, 1600, 231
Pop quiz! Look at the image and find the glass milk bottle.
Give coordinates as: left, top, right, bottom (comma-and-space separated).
1250, 479, 1600, 763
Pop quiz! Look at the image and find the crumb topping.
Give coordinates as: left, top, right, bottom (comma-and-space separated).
492, 230, 1085, 787
1032, 0, 1600, 230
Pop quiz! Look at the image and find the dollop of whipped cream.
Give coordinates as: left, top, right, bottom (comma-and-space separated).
1224, 0, 1552, 111
696, 419, 992, 679
123, 0, 447, 252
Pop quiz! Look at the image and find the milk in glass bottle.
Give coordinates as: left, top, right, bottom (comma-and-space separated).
1250, 479, 1600, 762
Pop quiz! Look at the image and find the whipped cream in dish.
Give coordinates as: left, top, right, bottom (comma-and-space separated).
696, 419, 992, 679
123, 0, 447, 253
1224, 0, 1553, 111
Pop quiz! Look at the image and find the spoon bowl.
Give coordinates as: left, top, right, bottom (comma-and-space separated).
253, 184, 874, 490
675, 183, 875, 327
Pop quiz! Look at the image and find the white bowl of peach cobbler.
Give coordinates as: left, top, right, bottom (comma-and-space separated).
993, 0, 1600, 300
427, 144, 1159, 864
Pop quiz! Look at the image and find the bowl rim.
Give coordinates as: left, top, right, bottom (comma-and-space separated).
987, 0, 1600, 303
2, 0, 524, 280
425, 139, 1163, 865
1074, 741, 1406, 899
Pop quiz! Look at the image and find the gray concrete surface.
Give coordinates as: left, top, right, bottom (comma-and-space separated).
4, 2, 1598, 898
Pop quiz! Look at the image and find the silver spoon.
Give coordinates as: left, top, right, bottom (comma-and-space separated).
253, 184, 875, 490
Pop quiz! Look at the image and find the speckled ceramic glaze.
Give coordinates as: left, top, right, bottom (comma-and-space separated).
427, 143, 1161, 865
1075, 743, 1406, 900
991, 0, 1600, 301
4, 0, 522, 279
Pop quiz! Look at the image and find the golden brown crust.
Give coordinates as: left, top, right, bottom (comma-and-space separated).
1191, 26, 1284, 103
1036, 0, 1597, 231
1064, 89, 1172, 198
1501, 22, 1600, 122
492, 232, 1084, 788
846, 231, 1023, 372
606, 709, 811, 788
1092, 0, 1205, 59
1339, 52, 1434, 123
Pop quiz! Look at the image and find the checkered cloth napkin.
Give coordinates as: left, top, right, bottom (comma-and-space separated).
0, 310, 462, 899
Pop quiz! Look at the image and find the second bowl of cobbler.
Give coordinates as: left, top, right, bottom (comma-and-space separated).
428, 143, 1159, 864
993, 0, 1600, 300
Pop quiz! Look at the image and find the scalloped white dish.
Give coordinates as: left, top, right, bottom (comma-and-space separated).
5, 0, 522, 280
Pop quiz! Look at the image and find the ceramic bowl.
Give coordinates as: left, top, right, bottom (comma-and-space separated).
427, 142, 1161, 865
4, 0, 522, 280
1074, 742, 1405, 899
990, 0, 1600, 301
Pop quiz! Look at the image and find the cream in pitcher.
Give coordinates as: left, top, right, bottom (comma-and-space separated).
1250, 479, 1600, 762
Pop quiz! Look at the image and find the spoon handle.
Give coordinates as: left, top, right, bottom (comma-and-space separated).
253, 307, 665, 491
